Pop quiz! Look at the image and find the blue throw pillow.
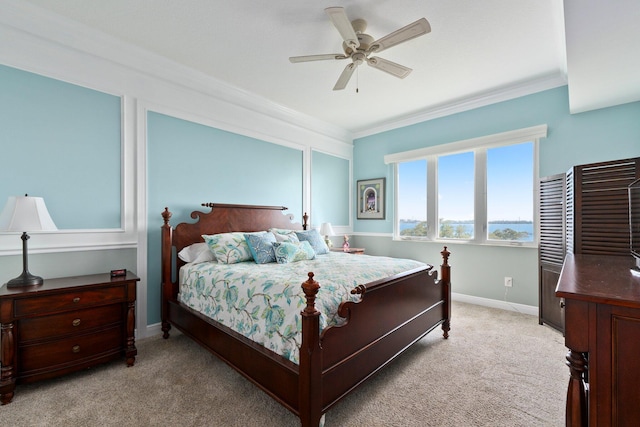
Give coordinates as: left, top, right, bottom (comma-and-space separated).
295, 229, 329, 255
244, 231, 277, 264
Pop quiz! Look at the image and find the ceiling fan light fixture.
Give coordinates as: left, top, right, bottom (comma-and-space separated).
352, 52, 365, 66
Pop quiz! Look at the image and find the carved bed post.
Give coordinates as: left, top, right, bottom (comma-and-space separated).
161, 207, 173, 339
299, 272, 323, 427
440, 246, 451, 339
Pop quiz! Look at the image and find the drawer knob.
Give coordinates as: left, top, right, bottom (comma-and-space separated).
72, 345, 81, 353
72, 318, 81, 327
73, 297, 80, 303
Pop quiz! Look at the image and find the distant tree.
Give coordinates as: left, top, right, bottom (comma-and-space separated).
439, 223, 454, 238
489, 228, 530, 241
400, 221, 428, 236
439, 221, 471, 239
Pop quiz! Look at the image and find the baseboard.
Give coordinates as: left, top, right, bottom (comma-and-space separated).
138, 322, 163, 339
452, 292, 538, 317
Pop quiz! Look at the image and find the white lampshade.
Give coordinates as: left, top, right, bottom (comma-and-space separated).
0, 196, 58, 232
319, 222, 335, 237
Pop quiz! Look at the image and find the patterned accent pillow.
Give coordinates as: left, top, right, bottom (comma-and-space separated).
244, 231, 277, 264
269, 228, 300, 243
202, 233, 253, 264
295, 229, 329, 255
273, 241, 316, 264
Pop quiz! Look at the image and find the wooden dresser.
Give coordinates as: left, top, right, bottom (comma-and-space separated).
0, 271, 138, 404
556, 254, 640, 426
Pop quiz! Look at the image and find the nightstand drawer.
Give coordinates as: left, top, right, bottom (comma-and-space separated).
14, 285, 126, 317
19, 304, 122, 342
19, 325, 122, 373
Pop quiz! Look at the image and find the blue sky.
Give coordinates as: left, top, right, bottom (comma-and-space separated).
398, 142, 534, 222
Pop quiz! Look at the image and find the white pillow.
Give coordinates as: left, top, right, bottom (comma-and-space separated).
178, 242, 216, 264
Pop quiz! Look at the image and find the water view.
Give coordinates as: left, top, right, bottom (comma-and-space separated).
399, 220, 534, 241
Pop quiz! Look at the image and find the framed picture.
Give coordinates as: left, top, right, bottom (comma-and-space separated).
357, 178, 385, 220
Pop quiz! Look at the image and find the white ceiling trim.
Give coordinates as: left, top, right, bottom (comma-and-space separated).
0, 0, 354, 144
355, 73, 566, 139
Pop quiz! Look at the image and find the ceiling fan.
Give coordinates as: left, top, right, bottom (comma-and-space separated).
289, 7, 431, 91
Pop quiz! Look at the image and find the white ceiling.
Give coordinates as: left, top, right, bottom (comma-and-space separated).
16, 0, 640, 136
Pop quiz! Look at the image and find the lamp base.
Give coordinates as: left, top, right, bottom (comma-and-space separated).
6, 271, 44, 288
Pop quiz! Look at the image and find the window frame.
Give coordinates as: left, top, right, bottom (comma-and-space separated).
385, 125, 546, 247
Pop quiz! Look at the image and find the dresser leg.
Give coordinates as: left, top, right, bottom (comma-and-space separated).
1, 322, 16, 405
565, 349, 588, 427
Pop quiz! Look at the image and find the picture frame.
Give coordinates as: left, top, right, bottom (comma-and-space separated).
357, 178, 385, 220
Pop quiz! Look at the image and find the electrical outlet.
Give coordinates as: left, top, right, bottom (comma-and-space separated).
504, 277, 513, 287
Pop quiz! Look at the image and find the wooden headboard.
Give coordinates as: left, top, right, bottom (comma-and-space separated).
161, 203, 308, 277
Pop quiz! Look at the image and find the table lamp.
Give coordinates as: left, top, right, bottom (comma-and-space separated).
319, 222, 335, 248
0, 195, 57, 288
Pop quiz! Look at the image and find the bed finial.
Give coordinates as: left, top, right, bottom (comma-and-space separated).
301, 272, 320, 314
162, 207, 172, 226
441, 246, 450, 266
303, 212, 309, 230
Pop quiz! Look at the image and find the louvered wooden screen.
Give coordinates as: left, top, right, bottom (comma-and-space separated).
539, 174, 566, 265
565, 168, 574, 254
572, 157, 640, 255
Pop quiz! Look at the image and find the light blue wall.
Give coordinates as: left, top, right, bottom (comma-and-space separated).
146, 111, 304, 324
0, 249, 137, 283
311, 151, 349, 226
4, 61, 638, 323
0, 64, 122, 229
352, 86, 640, 307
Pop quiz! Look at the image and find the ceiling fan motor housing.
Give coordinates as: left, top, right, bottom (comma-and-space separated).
343, 33, 374, 55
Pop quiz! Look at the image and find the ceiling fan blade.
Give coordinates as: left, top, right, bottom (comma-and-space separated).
366, 57, 412, 78
333, 63, 357, 90
325, 7, 359, 50
371, 18, 431, 53
289, 54, 348, 63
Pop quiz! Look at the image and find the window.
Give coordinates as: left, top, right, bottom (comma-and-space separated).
387, 125, 545, 246
438, 152, 475, 239
486, 143, 534, 242
398, 160, 427, 236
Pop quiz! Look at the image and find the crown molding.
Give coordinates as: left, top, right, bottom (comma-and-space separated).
1, 1, 569, 145
353, 73, 567, 139
0, 0, 353, 145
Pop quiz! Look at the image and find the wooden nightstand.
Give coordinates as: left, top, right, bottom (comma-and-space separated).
330, 247, 365, 255
0, 271, 138, 405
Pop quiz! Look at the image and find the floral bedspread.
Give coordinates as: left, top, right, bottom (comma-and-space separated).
178, 252, 426, 364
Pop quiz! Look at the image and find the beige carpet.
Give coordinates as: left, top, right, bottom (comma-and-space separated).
1, 302, 567, 426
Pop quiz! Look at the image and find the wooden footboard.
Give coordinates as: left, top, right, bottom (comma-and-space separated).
299, 248, 451, 425
160, 205, 450, 427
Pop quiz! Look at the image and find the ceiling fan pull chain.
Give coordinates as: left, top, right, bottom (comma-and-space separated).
356, 67, 359, 93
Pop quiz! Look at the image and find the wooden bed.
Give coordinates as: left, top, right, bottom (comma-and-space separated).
160, 203, 451, 426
